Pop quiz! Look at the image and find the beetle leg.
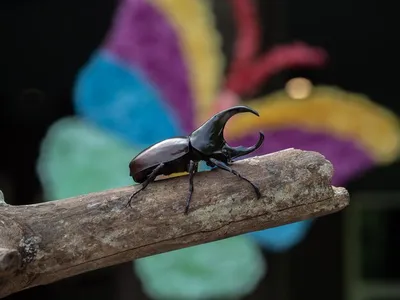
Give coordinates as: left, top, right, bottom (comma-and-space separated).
126, 163, 165, 208
185, 160, 198, 214
208, 158, 261, 198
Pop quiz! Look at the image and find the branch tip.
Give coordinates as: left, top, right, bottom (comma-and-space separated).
0, 190, 5, 205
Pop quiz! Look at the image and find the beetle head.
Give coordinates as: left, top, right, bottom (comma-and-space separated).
189, 106, 264, 163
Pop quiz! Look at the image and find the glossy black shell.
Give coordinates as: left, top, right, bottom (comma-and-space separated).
129, 137, 190, 183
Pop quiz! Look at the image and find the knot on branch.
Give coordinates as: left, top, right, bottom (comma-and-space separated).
18, 236, 41, 266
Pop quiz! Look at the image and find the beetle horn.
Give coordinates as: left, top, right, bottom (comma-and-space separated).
190, 106, 263, 156
224, 131, 265, 159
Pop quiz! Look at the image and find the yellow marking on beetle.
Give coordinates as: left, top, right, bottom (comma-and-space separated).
157, 172, 189, 180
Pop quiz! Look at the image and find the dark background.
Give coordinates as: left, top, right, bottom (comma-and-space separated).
1, 0, 399, 299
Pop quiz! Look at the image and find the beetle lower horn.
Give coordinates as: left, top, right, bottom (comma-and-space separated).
224, 131, 264, 159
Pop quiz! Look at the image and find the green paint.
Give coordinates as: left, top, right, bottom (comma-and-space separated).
36, 117, 139, 200
135, 235, 266, 299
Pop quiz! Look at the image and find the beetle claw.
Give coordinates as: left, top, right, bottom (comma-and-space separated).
125, 191, 139, 208
125, 186, 145, 208
254, 186, 261, 199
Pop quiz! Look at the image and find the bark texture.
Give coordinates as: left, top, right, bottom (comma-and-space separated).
0, 148, 349, 298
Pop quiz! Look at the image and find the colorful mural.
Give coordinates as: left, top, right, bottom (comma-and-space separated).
36, 0, 400, 298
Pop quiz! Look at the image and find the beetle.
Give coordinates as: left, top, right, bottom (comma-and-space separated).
127, 105, 265, 214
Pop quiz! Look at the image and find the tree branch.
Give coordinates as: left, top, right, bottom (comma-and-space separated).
0, 148, 349, 298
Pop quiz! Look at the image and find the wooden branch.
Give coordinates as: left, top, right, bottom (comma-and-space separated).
0, 148, 349, 298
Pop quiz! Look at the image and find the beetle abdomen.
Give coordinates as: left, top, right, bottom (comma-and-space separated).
129, 137, 190, 183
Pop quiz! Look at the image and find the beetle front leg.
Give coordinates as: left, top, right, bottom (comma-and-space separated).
184, 160, 198, 214
126, 163, 165, 208
208, 158, 261, 198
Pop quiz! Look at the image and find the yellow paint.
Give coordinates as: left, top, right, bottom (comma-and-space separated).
224, 85, 400, 164
144, 1, 400, 166
150, 0, 224, 126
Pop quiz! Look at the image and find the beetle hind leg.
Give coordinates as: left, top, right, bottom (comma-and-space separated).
208, 158, 261, 198
184, 160, 198, 214
126, 163, 165, 208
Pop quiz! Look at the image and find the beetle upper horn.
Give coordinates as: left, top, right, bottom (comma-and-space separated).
189, 105, 264, 157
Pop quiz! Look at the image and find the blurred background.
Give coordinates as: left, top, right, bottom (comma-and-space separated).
1, 0, 400, 299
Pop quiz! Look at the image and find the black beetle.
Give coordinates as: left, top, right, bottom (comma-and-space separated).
127, 105, 264, 213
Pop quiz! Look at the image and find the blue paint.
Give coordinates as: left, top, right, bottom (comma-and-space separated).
248, 219, 313, 252
73, 50, 182, 147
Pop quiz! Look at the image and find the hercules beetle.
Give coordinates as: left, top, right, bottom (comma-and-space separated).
127, 105, 264, 214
